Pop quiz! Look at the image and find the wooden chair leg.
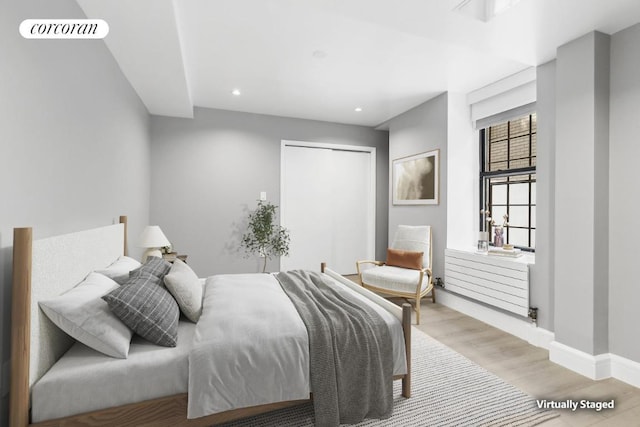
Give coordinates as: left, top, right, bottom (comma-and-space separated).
415, 296, 421, 324
431, 286, 436, 303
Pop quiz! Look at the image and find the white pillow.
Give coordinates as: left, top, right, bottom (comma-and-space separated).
163, 259, 202, 323
39, 272, 133, 358
95, 256, 142, 284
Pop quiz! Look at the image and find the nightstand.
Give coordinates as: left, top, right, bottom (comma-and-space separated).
162, 252, 188, 263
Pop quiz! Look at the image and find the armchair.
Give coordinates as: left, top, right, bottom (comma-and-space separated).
356, 225, 435, 324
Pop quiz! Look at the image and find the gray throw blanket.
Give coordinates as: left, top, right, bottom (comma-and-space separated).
275, 270, 393, 427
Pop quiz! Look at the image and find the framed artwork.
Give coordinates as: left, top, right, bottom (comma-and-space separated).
392, 149, 439, 205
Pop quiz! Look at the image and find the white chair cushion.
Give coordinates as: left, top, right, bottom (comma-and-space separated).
361, 266, 430, 294
392, 225, 431, 269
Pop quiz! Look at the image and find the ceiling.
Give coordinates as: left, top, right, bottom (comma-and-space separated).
76, 0, 640, 127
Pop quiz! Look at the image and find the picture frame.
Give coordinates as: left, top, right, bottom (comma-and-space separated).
392, 149, 439, 205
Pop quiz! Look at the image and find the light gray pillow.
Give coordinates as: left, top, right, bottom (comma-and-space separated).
103, 272, 179, 347
164, 259, 202, 323
39, 272, 133, 358
95, 256, 142, 285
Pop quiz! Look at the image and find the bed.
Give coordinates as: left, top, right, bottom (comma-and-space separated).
10, 217, 412, 426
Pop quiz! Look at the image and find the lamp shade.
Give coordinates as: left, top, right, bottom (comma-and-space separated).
138, 226, 170, 248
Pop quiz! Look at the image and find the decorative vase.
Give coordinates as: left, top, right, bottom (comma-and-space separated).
494, 228, 504, 247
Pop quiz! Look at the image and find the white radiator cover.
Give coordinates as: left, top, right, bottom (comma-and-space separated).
444, 249, 533, 317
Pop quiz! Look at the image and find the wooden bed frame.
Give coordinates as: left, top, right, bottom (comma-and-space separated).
10, 217, 412, 427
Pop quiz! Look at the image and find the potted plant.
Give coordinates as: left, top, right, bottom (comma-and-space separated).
241, 200, 291, 273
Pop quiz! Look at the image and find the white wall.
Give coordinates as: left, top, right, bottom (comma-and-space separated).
609, 23, 640, 362
446, 93, 476, 250
149, 107, 389, 278
387, 93, 448, 279
532, 60, 556, 331
0, 0, 151, 423
554, 31, 610, 355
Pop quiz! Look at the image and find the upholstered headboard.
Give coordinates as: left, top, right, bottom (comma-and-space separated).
10, 217, 127, 427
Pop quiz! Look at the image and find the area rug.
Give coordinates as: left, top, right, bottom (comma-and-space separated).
219, 328, 559, 426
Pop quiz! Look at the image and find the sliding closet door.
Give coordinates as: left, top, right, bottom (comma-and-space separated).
281, 142, 375, 275
281, 145, 334, 272
330, 149, 373, 273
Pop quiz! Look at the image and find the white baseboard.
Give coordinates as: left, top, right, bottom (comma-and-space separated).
436, 289, 640, 388
549, 342, 640, 387
436, 289, 554, 349
549, 341, 610, 380
610, 354, 640, 388
528, 325, 555, 349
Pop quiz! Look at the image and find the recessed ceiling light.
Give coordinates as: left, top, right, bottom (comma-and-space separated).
355, 107, 363, 112
312, 50, 327, 59
232, 89, 241, 96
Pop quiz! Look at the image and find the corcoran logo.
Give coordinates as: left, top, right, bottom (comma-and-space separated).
19, 19, 109, 39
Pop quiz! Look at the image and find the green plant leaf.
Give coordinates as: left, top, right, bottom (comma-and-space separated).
240, 200, 291, 272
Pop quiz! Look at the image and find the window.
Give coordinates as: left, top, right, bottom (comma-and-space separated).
480, 113, 536, 250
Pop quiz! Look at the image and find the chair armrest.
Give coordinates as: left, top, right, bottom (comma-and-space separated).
357, 260, 384, 267
417, 268, 434, 294
356, 260, 384, 276
420, 268, 433, 285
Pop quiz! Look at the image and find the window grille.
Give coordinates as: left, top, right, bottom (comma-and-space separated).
480, 113, 536, 250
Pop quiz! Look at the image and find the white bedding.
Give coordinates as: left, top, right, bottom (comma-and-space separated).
32, 272, 407, 422
32, 320, 196, 422
187, 273, 407, 419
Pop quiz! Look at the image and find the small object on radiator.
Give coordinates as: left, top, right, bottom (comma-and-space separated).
488, 247, 522, 257
493, 228, 504, 247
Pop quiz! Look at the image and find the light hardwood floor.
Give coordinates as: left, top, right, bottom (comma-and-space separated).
344, 276, 640, 426
416, 300, 640, 426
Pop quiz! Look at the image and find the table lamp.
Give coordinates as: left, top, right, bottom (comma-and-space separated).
138, 225, 170, 262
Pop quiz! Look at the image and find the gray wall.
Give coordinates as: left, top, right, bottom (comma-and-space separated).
609, 23, 640, 362
554, 32, 610, 355
532, 60, 556, 331
387, 93, 448, 279
0, 0, 151, 422
149, 107, 389, 277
